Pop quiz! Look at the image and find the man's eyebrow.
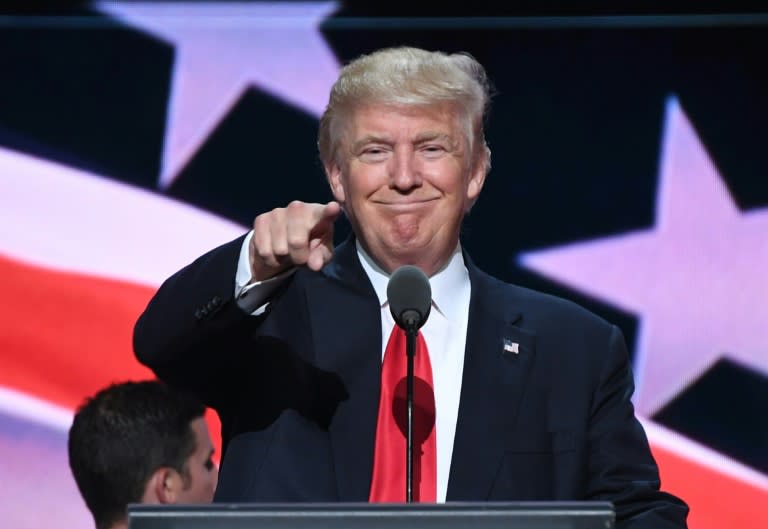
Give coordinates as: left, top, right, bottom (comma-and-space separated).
413, 132, 452, 143
351, 132, 455, 152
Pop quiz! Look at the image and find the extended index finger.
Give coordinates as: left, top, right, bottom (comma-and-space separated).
309, 201, 341, 238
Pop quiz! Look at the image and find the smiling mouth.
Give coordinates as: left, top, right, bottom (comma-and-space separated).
375, 198, 438, 208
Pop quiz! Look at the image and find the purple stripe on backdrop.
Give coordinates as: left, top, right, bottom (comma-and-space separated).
0, 412, 91, 528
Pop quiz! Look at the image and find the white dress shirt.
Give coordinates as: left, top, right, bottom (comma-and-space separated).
234, 233, 471, 502
356, 242, 470, 502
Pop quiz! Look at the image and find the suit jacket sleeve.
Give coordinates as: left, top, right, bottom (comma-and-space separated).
133, 234, 271, 409
590, 325, 689, 528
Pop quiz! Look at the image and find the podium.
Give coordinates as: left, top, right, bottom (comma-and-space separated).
127, 502, 615, 529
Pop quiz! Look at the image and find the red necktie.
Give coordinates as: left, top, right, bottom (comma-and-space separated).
369, 326, 437, 502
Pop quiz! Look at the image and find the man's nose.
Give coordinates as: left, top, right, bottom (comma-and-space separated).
390, 149, 422, 190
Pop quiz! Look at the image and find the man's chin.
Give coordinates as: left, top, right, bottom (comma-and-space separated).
375, 238, 450, 274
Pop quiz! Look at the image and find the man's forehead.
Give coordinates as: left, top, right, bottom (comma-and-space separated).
353, 130, 454, 142
345, 104, 463, 139
190, 417, 213, 449
350, 101, 461, 121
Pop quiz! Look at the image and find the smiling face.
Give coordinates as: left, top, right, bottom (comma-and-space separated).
326, 103, 487, 275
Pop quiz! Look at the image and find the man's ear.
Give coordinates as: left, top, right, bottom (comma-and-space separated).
144, 468, 183, 505
325, 161, 346, 204
465, 147, 489, 209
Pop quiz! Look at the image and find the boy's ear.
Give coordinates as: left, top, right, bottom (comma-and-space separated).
143, 467, 182, 504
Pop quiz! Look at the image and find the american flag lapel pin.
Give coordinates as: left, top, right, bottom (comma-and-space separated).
503, 338, 519, 355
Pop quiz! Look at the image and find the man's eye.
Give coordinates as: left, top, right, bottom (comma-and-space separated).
421, 145, 447, 157
359, 148, 388, 162
204, 459, 215, 471
364, 145, 389, 154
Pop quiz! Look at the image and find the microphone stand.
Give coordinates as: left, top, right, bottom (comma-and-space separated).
387, 265, 431, 505
405, 325, 417, 503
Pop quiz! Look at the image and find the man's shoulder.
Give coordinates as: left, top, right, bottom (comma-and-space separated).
470, 265, 614, 332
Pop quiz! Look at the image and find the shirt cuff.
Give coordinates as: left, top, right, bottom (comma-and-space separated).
234, 230, 295, 315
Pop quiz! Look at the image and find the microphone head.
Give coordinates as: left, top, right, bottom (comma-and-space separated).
387, 265, 432, 330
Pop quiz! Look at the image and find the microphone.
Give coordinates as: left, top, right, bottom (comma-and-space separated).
387, 265, 431, 331
386, 265, 432, 503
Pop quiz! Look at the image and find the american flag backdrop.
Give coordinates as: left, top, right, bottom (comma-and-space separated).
0, 3, 766, 528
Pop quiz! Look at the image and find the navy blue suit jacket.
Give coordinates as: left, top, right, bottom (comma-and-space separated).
134, 235, 687, 528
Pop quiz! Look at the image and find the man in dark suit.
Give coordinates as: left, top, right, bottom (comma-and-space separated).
134, 47, 688, 527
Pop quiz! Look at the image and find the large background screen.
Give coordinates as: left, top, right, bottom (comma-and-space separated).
1, 3, 766, 528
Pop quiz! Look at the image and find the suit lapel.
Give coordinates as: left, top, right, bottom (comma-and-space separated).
446, 261, 537, 500
305, 238, 382, 501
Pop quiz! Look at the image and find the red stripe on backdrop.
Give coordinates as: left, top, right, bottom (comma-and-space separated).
652, 443, 768, 529
0, 254, 222, 459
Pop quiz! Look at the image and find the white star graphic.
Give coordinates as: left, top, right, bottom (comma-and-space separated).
519, 96, 768, 416
97, 1, 340, 188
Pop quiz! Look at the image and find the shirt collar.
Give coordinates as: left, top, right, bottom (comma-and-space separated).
356, 241, 469, 322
